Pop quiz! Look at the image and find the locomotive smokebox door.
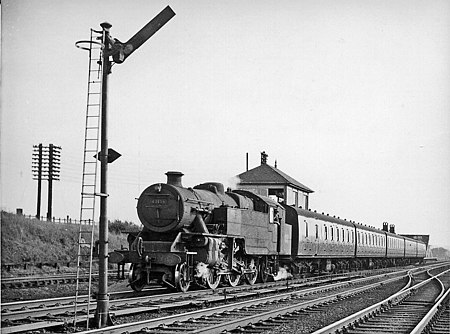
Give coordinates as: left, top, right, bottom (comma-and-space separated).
137, 183, 187, 232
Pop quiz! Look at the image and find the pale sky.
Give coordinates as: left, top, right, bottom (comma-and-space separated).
1, 0, 449, 248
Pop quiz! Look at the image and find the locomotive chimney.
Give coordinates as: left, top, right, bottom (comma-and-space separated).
166, 171, 184, 187
382, 222, 389, 232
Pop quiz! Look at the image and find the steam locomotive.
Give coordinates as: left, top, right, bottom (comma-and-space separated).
110, 171, 427, 292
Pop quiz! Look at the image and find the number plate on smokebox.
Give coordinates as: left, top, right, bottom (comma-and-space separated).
148, 197, 169, 207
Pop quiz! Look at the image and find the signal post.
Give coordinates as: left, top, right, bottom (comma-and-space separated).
79, 7, 176, 328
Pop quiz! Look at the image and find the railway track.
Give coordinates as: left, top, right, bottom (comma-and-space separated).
313, 266, 450, 334
1, 272, 372, 333
1, 264, 446, 333
72, 266, 419, 334
1, 273, 89, 289
1, 270, 126, 289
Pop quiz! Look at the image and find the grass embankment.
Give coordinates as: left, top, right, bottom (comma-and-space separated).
1, 211, 139, 277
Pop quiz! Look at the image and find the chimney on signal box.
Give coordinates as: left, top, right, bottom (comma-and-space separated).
261, 151, 268, 165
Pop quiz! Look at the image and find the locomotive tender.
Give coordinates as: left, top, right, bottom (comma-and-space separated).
110, 171, 426, 292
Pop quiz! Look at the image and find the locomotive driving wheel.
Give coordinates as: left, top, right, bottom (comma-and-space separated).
226, 254, 243, 287
206, 267, 221, 289
129, 264, 146, 292
259, 258, 269, 283
226, 271, 241, 287
244, 258, 258, 285
174, 262, 190, 292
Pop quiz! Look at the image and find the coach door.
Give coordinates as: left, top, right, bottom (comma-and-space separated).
313, 222, 320, 256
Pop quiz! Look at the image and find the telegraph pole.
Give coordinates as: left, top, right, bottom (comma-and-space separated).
47, 144, 61, 221
32, 143, 60, 220
32, 144, 43, 219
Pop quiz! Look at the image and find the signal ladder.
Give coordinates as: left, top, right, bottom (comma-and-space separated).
74, 28, 104, 329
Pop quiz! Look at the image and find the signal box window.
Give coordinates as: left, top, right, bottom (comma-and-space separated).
268, 188, 284, 203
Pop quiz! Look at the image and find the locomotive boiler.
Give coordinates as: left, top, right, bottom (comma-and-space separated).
111, 171, 284, 292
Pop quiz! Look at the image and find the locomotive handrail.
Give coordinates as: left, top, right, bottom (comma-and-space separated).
75, 40, 103, 51
181, 231, 229, 238
142, 193, 171, 196
185, 198, 214, 205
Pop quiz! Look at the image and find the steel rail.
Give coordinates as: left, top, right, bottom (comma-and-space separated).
70, 269, 413, 334
0, 271, 388, 333
410, 272, 450, 334
0, 265, 442, 334
1, 271, 126, 289
0, 276, 336, 322
0, 272, 351, 312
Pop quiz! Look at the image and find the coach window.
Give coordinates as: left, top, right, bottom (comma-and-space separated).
352, 231, 354, 244
324, 226, 328, 240
336, 228, 339, 241
315, 224, 319, 239
331, 227, 334, 240
305, 221, 309, 238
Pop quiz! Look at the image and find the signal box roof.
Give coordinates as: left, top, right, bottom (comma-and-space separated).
237, 163, 314, 193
